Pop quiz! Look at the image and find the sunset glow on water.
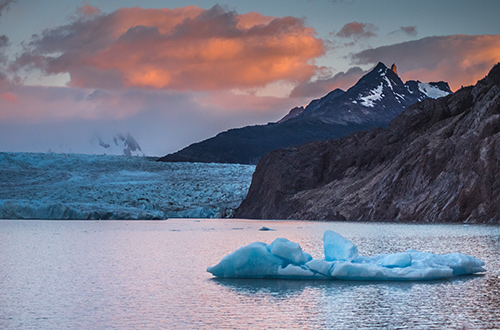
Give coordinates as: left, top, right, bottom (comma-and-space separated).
1, 220, 499, 329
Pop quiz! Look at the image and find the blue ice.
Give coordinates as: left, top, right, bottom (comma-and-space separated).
207, 230, 485, 280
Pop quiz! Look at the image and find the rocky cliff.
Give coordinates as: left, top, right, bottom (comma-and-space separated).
235, 63, 500, 223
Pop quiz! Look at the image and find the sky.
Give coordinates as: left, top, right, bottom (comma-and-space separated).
0, 0, 499, 156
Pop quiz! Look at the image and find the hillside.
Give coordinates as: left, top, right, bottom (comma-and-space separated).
235, 63, 500, 223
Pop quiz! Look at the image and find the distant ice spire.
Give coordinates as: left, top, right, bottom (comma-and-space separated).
391, 63, 398, 75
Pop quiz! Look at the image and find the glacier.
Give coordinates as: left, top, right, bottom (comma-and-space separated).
207, 230, 485, 280
0, 152, 255, 220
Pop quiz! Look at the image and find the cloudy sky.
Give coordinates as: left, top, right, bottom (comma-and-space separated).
0, 0, 499, 156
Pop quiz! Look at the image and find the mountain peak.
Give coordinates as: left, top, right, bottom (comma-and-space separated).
360, 62, 399, 84
483, 62, 500, 86
374, 62, 388, 71
96, 132, 145, 157
160, 63, 452, 164
391, 63, 398, 75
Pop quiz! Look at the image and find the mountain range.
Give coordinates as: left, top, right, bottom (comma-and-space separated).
46, 132, 145, 157
95, 133, 145, 157
159, 62, 451, 164
235, 63, 500, 223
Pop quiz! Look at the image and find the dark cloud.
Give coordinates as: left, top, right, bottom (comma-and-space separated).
0, 34, 8, 63
389, 26, 417, 37
13, 5, 325, 91
336, 22, 377, 39
0, 0, 13, 66
0, 0, 14, 18
400, 26, 417, 36
351, 34, 500, 90
0, 34, 7, 48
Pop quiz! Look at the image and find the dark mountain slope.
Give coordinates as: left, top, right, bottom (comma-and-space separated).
159, 63, 451, 164
235, 63, 500, 223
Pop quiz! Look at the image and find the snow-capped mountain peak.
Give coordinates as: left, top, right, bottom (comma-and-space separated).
289, 62, 453, 126
162, 62, 453, 164
45, 132, 146, 156
96, 133, 145, 157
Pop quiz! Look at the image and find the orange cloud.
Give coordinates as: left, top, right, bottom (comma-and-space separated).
195, 90, 300, 114
0, 91, 18, 103
352, 34, 500, 91
235, 11, 274, 29
15, 5, 325, 91
77, 4, 101, 17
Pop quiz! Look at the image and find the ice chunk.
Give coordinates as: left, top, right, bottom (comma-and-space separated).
330, 260, 454, 280
331, 261, 388, 279
306, 259, 335, 276
323, 230, 358, 261
206, 242, 283, 278
277, 264, 318, 278
270, 238, 311, 265
207, 231, 486, 281
380, 252, 412, 268
408, 250, 486, 276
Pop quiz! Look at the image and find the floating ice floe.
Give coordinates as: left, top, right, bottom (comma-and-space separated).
207, 230, 485, 280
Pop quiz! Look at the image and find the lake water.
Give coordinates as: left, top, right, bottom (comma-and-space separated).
1, 219, 499, 329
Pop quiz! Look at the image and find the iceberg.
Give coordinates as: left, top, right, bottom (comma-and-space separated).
323, 230, 358, 261
207, 230, 485, 280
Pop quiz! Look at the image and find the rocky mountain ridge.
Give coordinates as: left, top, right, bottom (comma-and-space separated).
235, 63, 500, 223
159, 62, 451, 164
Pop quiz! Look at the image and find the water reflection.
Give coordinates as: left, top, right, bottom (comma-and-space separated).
212, 278, 314, 296
212, 276, 481, 296
1, 220, 499, 330
211, 276, 494, 329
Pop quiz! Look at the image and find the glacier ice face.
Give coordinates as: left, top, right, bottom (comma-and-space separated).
0, 152, 255, 220
207, 230, 485, 280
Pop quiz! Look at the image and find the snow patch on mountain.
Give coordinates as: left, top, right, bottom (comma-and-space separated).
418, 82, 451, 99
359, 84, 384, 107
383, 75, 394, 90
